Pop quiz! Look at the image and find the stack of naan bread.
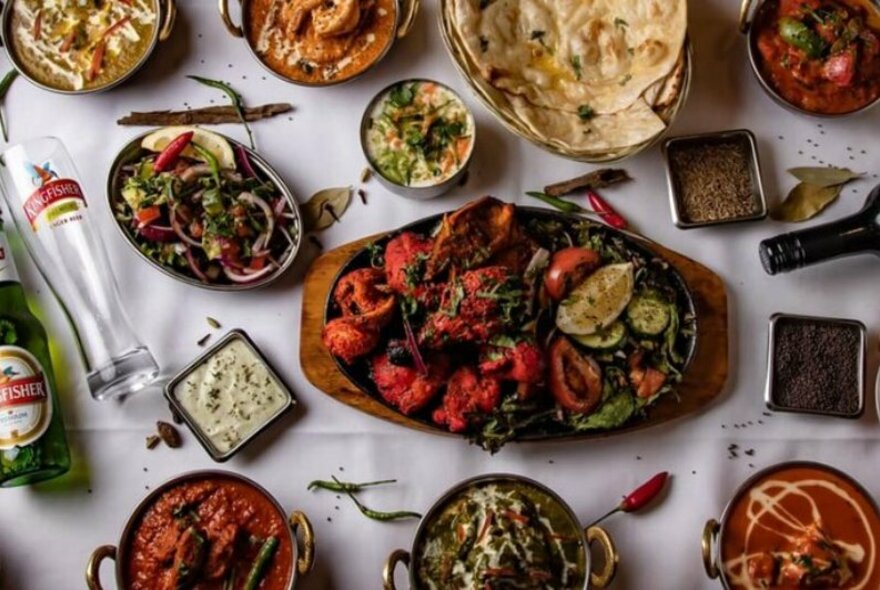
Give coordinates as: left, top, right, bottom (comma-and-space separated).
443, 0, 688, 159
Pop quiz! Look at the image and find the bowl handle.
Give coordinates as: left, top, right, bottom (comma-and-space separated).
396, 0, 420, 39
382, 549, 411, 590
739, 0, 756, 34
702, 519, 721, 579
289, 510, 316, 576
585, 526, 618, 589
219, 0, 244, 38
159, 0, 177, 41
85, 545, 117, 590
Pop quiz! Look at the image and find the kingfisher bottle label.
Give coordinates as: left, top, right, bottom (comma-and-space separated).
0, 233, 20, 283
0, 346, 53, 450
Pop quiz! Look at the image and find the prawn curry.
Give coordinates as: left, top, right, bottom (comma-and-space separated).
126, 476, 294, 589
9, 0, 158, 91
322, 198, 697, 452
721, 464, 880, 590
246, 0, 397, 84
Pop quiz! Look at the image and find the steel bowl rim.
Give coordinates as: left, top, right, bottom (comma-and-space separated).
402, 473, 596, 590
358, 77, 476, 198
743, 0, 880, 119
106, 128, 303, 292
708, 460, 880, 589
0, 0, 169, 96
234, 0, 406, 89
103, 469, 304, 589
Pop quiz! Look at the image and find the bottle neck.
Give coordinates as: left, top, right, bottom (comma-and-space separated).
760, 210, 880, 274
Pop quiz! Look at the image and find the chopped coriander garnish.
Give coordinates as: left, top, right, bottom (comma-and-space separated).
571, 55, 583, 80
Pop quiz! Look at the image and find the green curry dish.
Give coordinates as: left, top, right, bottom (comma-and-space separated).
416, 482, 586, 590
365, 81, 474, 187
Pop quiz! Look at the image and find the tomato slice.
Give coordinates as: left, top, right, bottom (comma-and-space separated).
543, 247, 601, 301
135, 205, 162, 228
548, 337, 603, 414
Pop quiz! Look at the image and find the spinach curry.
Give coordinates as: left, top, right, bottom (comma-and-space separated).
416, 480, 587, 589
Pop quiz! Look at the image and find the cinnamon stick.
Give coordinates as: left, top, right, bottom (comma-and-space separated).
544, 168, 631, 197
117, 103, 293, 126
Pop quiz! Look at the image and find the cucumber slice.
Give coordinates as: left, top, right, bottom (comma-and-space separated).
626, 295, 670, 337
572, 321, 627, 350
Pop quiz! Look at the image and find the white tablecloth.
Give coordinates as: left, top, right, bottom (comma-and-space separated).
1, 1, 879, 588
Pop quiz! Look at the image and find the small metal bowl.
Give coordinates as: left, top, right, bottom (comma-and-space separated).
164, 329, 295, 462
764, 313, 866, 419
662, 129, 768, 229
219, 0, 418, 88
740, 0, 880, 118
106, 129, 302, 291
360, 78, 475, 200
0, 0, 176, 95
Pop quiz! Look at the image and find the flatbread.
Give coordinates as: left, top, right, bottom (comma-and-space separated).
453, 0, 687, 115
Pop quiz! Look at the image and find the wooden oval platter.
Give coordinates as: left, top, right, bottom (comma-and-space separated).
300, 203, 729, 448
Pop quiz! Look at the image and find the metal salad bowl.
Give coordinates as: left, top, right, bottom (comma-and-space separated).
383, 473, 619, 590
218, 0, 419, 88
0, 0, 176, 95
85, 470, 315, 590
740, 0, 880, 118
106, 130, 302, 292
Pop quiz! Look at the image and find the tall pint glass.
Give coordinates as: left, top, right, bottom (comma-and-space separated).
0, 137, 159, 400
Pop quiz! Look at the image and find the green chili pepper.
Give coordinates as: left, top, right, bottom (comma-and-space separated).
244, 536, 278, 590
0, 70, 19, 142
191, 142, 221, 187
187, 75, 255, 149
333, 476, 421, 522
308, 478, 397, 493
525, 191, 585, 214
779, 17, 826, 58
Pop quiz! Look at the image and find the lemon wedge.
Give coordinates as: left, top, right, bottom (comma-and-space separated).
141, 126, 236, 170
556, 263, 634, 336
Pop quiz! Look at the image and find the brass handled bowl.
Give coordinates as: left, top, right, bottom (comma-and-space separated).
383, 474, 619, 590
0, 0, 176, 95
85, 470, 315, 590
739, 0, 880, 118
218, 0, 419, 87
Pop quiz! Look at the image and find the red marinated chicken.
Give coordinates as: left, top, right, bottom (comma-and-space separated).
371, 346, 451, 415
385, 232, 434, 295
433, 366, 502, 433
419, 266, 524, 349
479, 339, 545, 384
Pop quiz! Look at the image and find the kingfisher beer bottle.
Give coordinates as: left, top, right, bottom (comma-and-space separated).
0, 214, 70, 487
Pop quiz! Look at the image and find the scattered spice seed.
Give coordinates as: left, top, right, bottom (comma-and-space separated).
157, 421, 182, 448
358, 189, 367, 204
360, 167, 372, 183
197, 334, 211, 347
145, 434, 160, 450
207, 316, 221, 329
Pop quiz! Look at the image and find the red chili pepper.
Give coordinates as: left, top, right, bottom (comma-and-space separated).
103, 16, 132, 39
153, 131, 194, 172
87, 41, 106, 82
588, 471, 669, 527
586, 189, 628, 230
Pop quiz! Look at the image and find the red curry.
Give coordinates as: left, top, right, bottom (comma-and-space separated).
754, 0, 880, 114
126, 477, 293, 590
721, 465, 880, 590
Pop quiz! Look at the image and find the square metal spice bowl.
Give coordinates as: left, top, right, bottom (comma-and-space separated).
164, 329, 296, 462
764, 313, 866, 419
662, 129, 769, 229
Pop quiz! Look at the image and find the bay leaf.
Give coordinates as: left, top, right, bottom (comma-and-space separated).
787, 166, 862, 188
302, 186, 352, 232
771, 182, 843, 222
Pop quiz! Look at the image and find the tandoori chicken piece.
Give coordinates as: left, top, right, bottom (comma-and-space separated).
322, 316, 382, 364
419, 266, 525, 349
384, 231, 433, 295
479, 339, 545, 384
628, 350, 667, 399
333, 267, 396, 321
432, 366, 502, 433
371, 349, 451, 415
487, 222, 540, 275
425, 197, 518, 280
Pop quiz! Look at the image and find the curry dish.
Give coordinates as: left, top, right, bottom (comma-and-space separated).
9, 0, 158, 91
246, 0, 397, 84
126, 477, 293, 590
721, 464, 880, 590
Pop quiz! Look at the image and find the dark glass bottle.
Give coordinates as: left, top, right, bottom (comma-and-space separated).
760, 183, 880, 275
0, 216, 70, 487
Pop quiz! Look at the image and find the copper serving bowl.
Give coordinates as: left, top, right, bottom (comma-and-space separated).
740, 0, 880, 118
0, 0, 176, 95
218, 0, 419, 88
85, 470, 315, 590
383, 474, 619, 590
